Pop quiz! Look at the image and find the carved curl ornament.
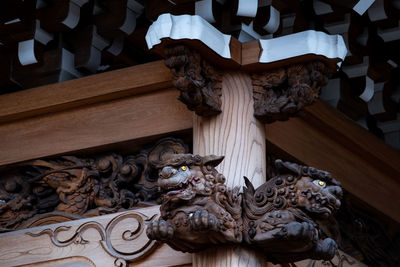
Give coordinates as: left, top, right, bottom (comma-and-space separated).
252, 61, 328, 123
164, 45, 222, 117
147, 154, 343, 262
0, 138, 188, 230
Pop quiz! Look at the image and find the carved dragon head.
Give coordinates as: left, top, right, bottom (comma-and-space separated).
156, 154, 226, 201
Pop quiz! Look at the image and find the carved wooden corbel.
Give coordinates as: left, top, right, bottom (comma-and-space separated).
252, 61, 328, 123
147, 154, 343, 262
146, 153, 242, 252
242, 159, 343, 263
164, 45, 222, 117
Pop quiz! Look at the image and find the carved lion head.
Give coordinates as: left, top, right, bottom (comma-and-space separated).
156, 154, 226, 201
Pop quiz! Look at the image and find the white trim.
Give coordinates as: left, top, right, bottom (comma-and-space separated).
263, 6, 280, 33
259, 30, 347, 67
354, 0, 375, 16
237, 0, 258, 18
18, 40, 38, 66
146, 14, 232, 59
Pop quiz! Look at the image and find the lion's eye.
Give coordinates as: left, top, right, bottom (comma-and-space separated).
179, 166, 188, 172
313, 180, 326, 188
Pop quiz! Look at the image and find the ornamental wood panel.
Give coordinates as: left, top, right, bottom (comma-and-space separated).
0, 206, 192, 267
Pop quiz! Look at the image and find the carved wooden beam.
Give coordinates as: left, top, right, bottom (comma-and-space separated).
0, 205, 191, 267
0, 203, 367, 267
0, 138, 188, 230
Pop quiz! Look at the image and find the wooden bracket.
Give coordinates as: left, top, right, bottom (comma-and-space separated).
146, 14, 347, 120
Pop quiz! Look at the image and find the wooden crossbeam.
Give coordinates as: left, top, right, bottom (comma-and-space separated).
0, 61, 399, 224
266, 100, 400, 222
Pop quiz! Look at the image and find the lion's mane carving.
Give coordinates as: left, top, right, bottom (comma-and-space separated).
146, 154, 242, 252
243, 159, 343, 263
146, 154, 343, 262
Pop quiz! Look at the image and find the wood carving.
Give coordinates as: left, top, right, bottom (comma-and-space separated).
164, 45, 222, 117
146, 154, 242, 252
252, 61, 328, 123
337, 196, 400, 266
147, 155, 343, 262
242, 159, 343, 263
26, 211, 159, 267
0, 138, 188, 230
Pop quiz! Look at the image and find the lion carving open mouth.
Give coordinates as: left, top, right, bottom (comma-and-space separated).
146, 154, 343, 263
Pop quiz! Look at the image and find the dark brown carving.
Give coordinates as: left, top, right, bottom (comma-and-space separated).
252, 61, 328, 123
242, 159, 343, 263
337, 196, 400, 266
146, 154, 242, 252
0, 138, 188, 230
146, 154, 343, 262
164, 45, 222, 117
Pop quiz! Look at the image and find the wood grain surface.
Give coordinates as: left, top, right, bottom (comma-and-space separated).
193, 71, 266, 188
0, 88, 192, 166
193, 71, 266, 266
0, 61, 172, 124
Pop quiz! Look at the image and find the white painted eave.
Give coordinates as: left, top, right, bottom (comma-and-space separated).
145, 13, 232, 59
146, 14, 347, 70
259, 30, 347, 67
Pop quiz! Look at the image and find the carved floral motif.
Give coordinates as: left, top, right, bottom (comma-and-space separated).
252, 61, 328, 123
0, 138, 188, 230
147, 154, 343, 262
164, 45, 222, 117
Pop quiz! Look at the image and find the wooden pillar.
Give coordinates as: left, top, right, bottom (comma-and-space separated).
193, 71, 266, 266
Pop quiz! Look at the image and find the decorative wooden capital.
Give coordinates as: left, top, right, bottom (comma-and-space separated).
252, 61, 328, 123
146, 154, 343, 262
164, 45, 222, 117
146, 14, 347, 121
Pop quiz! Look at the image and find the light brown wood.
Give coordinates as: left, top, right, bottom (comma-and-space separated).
0, 88, 192, 166
193, 246, 265, 267
0, 206, 191, 267
266, 100, 400, 223
193, 72, 266, 266
0, 61, 173, 124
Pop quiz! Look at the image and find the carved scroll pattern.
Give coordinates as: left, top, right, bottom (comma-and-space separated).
0, 138, 188, 230
26, 211, 159, 267
252, 61, 328, 123
164, 45, 222, 117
